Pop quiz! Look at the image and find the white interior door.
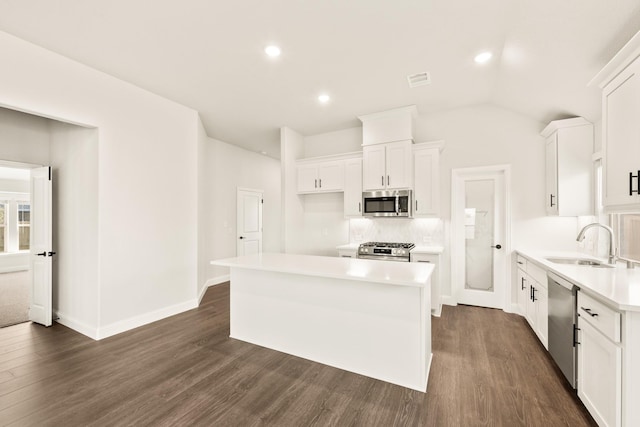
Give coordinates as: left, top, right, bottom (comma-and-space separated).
29, 166, 53, 326
452, 166, 510, 309
237, 188, 263, 256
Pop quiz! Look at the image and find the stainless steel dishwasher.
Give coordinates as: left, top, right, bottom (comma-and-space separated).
547, 272, 578, 389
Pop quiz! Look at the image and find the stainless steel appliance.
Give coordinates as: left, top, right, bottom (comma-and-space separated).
362, 190, 412, 217
357, 242, 415, 262
547, 272, 578, 388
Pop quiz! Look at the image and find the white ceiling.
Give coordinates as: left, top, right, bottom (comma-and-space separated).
1, 0, 640, 159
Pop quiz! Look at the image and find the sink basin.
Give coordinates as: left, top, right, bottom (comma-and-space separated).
545, 257, 615, 268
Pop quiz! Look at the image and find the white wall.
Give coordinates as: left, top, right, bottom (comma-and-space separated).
205, 137, 281, 281
197, 116, 208, 301
0, 179, 29, 193
304, 127, 362, 157
281, 127, 306, 253
49, 121, 100, 335
0, 31, 199, 339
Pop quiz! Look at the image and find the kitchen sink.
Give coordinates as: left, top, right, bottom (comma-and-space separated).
545, 257, 615, 268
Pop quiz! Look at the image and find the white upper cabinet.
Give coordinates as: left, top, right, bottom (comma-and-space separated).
541, 118, 593, 216
363, 140, 413, 191
344, 158, 363, 217
413, 145, 440, 216
591, 30, 640, 212
296, 160, 344, 194
602, 57, 640, 210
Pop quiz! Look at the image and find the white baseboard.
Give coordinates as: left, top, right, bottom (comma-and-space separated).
54, 311, 99, 340
198, 275, 230, 304
96, 298, 198, 340
441, 295, 457, 306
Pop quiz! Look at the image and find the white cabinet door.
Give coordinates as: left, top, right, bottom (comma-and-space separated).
318, 161, 344, 192
545, 134, 559, 215
385, 140, 412, 189
363, 144, 386, 190
516, 267, 528, 316
578, 317, 622, 427
413, 148, 439, 216
344, 158, 363, 217
297, 165, 318, 193
603, 57, 640, 209
525, 277, 536, 327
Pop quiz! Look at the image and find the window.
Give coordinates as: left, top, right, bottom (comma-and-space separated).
0, 194, 30, 254
18, 203, 30, 251
0, 201, 6, 253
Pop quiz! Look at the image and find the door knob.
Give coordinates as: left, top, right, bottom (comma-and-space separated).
491, 244, 502, 249
239, 236, 244, 240
36, 252, 47, 257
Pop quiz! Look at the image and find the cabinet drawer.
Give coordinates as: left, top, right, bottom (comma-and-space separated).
527, 263, 547, 289
578, 291, 621, 343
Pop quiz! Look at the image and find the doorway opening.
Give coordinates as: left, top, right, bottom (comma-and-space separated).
451, 165, 511, 310
0, 165, 32, 327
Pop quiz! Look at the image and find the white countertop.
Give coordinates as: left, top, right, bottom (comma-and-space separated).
517, 250, 640, 312
211, 253, 434, 288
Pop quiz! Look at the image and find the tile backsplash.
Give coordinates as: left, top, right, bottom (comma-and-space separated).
349, 218, 444, 245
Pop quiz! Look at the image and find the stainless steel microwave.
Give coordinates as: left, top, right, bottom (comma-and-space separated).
362, 190, 412, 217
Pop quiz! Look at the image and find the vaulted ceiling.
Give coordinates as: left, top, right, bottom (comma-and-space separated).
1, 0, 640, 158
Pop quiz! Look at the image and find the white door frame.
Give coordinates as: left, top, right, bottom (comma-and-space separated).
451, 165, 511, 311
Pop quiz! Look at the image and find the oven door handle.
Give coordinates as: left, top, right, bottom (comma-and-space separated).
395, 196, 400, 215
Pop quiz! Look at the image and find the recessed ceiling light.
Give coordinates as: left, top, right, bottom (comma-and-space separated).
318, 94, 330, 104
474, 51, 492, 64
265, 45, 281, 58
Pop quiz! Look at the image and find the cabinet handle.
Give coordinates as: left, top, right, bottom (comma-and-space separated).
417, 260, 431, 263
521, 277, 526, 290
580, 307, 598, 317
381, 176, 384, 186
358, 202, 361, 212
415, 200, 418, 212
517, 261, 524, 265
630, 171, 639, 196
532, 287, 537, 302
314, 179, 317, 188
387, 175, 390, 186
319, 178, 322, 188
573, 325, 580, 346
550, 194, 556, 207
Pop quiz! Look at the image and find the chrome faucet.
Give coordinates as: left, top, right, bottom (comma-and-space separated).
576, 223, 617, 264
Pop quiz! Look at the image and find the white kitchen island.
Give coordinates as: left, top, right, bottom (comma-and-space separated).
211, 253, 433, 392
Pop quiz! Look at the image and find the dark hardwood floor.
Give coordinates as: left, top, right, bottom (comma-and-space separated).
0, 283, 596, 426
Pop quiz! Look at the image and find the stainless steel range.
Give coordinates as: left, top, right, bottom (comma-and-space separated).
357, 242, 415, 262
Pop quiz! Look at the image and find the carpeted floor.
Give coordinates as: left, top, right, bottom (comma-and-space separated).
0, 271, 30, 328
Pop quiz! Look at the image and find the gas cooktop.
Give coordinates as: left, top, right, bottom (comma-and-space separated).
357, 242, 415, 261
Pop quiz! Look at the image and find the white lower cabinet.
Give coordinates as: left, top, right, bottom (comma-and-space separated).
578, 317, 622, 427
577, 290, 622, 427
516, 257, 528, 316
519, 261, 548, 349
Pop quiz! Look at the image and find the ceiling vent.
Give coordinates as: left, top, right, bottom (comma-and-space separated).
407, 72, 431, 88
